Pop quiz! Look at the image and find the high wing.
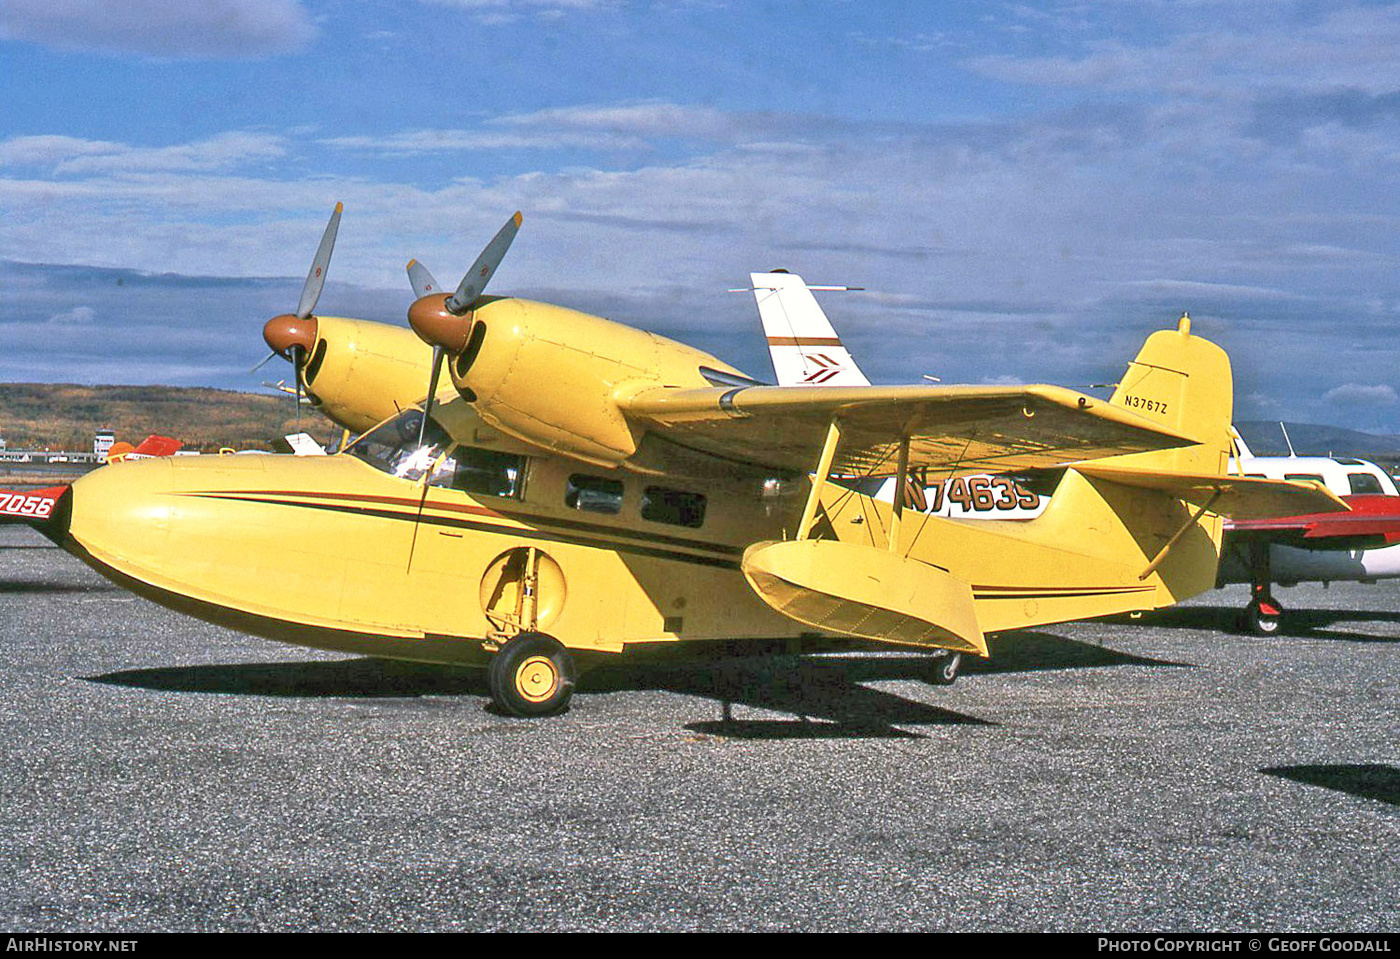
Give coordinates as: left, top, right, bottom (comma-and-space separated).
621, 382, 1200, 478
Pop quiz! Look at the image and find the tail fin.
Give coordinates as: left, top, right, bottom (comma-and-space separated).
1021, 315, 1338, 611
748, 270, 870, 387
1103, 314, 1234, 474
0, 486, 68, 526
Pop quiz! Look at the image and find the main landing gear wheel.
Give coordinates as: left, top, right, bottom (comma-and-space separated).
928, 651, 963, 686
1237, 540, 1282, 636
1239, 599, 1282, 636
488, 632, 577, 717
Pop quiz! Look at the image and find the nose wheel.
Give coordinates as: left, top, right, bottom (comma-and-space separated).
488, 632, 577, 716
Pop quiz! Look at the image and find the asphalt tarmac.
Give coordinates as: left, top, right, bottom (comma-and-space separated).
0, 525, 1395, 932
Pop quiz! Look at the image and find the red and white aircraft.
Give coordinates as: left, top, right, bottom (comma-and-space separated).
1220, 433, 1400, 632
744, 269, 1400, 634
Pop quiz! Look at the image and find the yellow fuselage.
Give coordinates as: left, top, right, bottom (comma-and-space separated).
60, 449, 809, 664
58, 450, 1210, 665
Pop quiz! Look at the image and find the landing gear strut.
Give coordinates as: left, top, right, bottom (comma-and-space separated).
488, 632, 577, 716
1237, 540, 1283, 635
928, 650, 963, 685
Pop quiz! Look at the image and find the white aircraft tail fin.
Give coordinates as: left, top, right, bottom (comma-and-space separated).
747, 270, 870, 387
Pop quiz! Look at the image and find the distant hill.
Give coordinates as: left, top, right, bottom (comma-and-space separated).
0, 384, 337, 452
1235, 420, 1400, 466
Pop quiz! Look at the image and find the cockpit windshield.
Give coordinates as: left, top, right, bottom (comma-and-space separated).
344, 407, 529, 499
345, 408, 454, 483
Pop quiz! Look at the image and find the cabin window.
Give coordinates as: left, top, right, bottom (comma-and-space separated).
448, 447, 527, 499
1347, 472, 1385, 495
642, 486, 707, 528
1285, 473, 1325, 484
566, 475, 624, 514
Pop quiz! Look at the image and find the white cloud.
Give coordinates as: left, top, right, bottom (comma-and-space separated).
1323, 383, 1399, 407
0, 133, 292, 177
321, 103, 744, 156
420, 0, 619, 15
965, 3, 1400, 97
321, 129, 652, 155
46, 306, 96, 325
0, 0, 317, 58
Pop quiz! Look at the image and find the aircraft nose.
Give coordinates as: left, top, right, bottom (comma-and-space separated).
63, 458, 176, 570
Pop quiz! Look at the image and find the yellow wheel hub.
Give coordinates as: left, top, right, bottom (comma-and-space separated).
515, 656, 559, 703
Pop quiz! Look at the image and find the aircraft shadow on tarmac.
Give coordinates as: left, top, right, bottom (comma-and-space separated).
86, 631, 1187, 739
1262, 764, 1400, 807
1119, 606, 1400, 642
0, 579, 120, 595
89, 657, 485, 699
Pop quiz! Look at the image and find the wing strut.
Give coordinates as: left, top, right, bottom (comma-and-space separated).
744, 414, 985, 654
797, 418, 842, 541
889, 434, 911, 554
1138, 490, 1223, 581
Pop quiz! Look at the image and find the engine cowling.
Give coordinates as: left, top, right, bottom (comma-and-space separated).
288, 315, 446, 434
443, 297, 745, 466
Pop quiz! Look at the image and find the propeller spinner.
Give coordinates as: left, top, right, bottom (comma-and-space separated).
256, 202, 343, 424
405, 211, 522, 447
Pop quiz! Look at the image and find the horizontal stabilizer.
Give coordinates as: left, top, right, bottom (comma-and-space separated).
1074, 463, 1349, 519
741, 539, 987, 656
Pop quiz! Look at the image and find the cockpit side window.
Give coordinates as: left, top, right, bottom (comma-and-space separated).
1347, 472, 1384, 495
344, 410, 529, 497
345, 409, 453, 482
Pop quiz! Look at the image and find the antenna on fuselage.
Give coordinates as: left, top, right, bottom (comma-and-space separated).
1279, 422, 1297, 458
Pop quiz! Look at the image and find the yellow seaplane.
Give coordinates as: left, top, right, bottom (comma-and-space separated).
8, 208, 1350, 716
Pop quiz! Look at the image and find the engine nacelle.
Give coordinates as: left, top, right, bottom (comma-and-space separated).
297, 316, 448, 434
449, 298, 748, 467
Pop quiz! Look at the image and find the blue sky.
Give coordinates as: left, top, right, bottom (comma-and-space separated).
4, 1, 1400, 430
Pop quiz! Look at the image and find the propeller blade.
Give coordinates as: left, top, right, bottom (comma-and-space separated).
295, 202, 343, 319
445, 211, 522, 315
408, 345, 446, 574
249, 350, 278, 374
406, 259, 441, 299
291, 344, 304, 430
417, 345, 445, 449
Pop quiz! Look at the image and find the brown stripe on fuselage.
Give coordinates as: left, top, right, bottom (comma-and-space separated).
184, 491, 743, 569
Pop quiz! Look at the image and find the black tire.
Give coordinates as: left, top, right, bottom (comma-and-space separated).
928, 651, 962, 686
488, 632, 577, 717
1241, 602, 1281, 636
